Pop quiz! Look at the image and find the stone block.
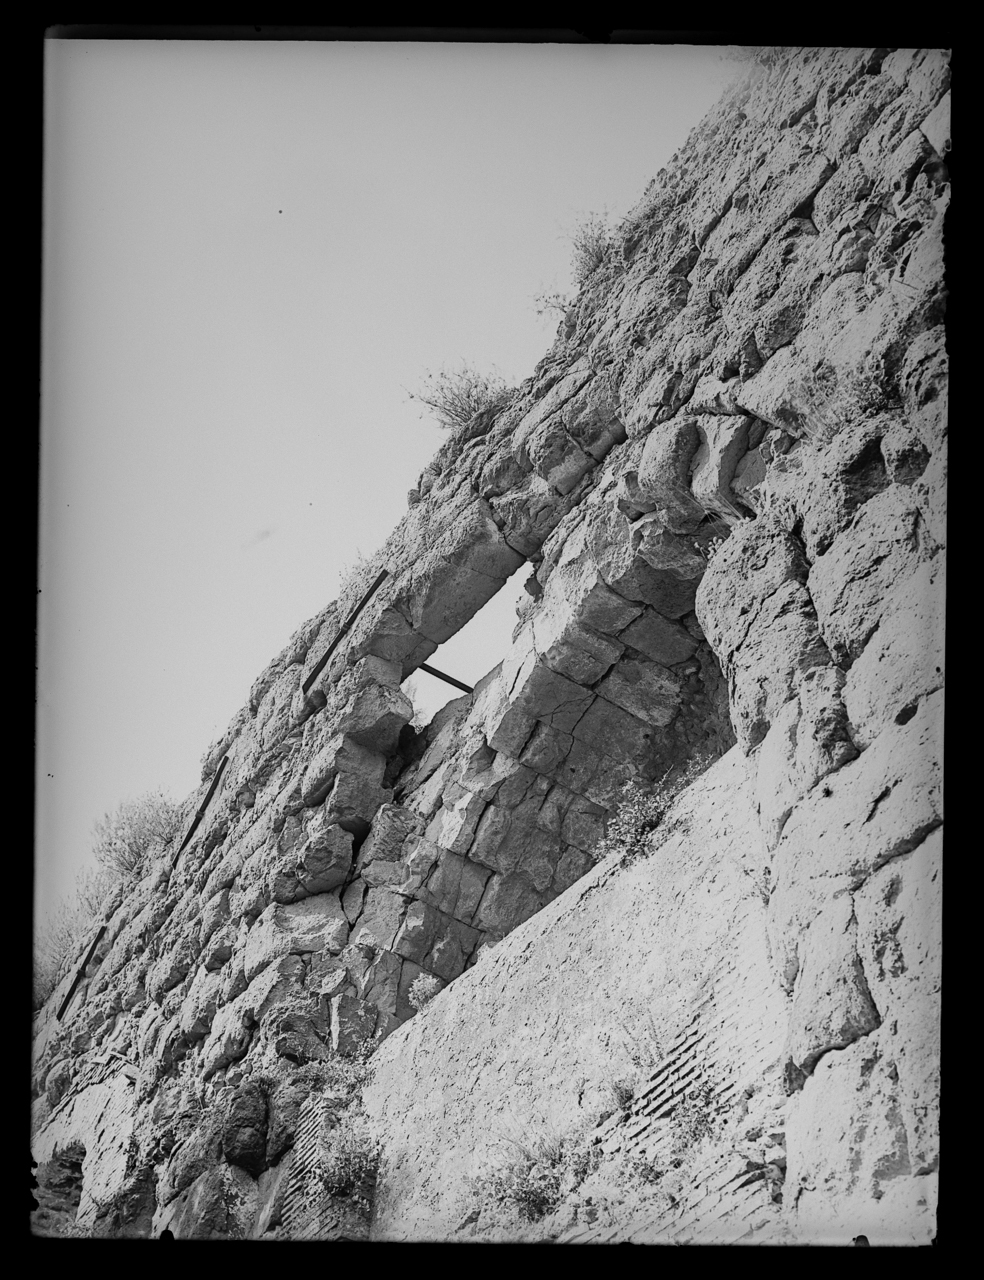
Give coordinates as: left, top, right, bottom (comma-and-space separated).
336, 682, 413, 755
220, 1081, 268, 1177
351, 887, 409, 952
426, 790, 487, 855
357, 607, 435, 667
243, 894, 349, 983
178, 966, 224, 1042
323, 769, 392, 837
300, 734, 386, 808
570, 696, 656, 764
553, 844, 596, 893
518, 721, 573, 778
854, 829, 941, 1174
767, 690, 943, 990
636, 419, 702, 532
808, 486, 926, 667
843, 557, 945, 748
426, 916, 483, 982
560, 797, 608, 853
330, 993, 379, 1055
618, 607, 698, 666
483, 649, 594, 755
471, 869, 549, 935
783, 894, 881, 1082
689, 414, 754, 518
595, 656, 683, 728
357, 803, 422, 873
525, 416, 597, 494
755, 667, 860, 848
417, 850, 492, 924
561, 370, 628, 461
295, 820, 354, 894
391, 900, 444, 967
531, 597, 624, 684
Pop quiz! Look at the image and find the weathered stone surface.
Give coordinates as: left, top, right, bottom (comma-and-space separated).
330, 993, 378, 1055
482, 650, 594, 756
808, 485, 926, 666
843, 555, 944, 747
783, 893, 881, 1082
767, 690, 942, 995
784, 1029, 936, 1246
755, 667, 859, 848
690, 413, 754, 519
351, 887, 408, 951
335, 682, 413, 755
221, 1081, 268, 1176
300, 734, 386, 808
595, 656, 683, 728
618, 607, 698, 666
854, 829, 941, 1176
636, 419, 702, 532
244, 896, 349, 983
154, 1162, 259, 1239
355, 803, 423, 884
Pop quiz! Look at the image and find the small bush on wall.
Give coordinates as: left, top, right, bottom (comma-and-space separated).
591, 753, 715, 865
92, 791, 184, 879
408, 363, 514, 432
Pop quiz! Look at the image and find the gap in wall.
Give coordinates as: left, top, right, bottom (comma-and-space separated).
403, 570, 531, 728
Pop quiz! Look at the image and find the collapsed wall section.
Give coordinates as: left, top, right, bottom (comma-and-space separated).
32, 45, 946, 1243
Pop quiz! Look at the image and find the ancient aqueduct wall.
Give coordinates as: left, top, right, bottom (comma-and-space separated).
32, 46, 946, 1244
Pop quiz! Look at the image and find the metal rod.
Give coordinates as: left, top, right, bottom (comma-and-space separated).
301, 568, 390, 695
418, 662, 474, 694
172, 754, 229, 866
56, 925, 107, 1022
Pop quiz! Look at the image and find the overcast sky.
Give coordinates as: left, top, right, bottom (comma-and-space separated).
37, 38, 741, 922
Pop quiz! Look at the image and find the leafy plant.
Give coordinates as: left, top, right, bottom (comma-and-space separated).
408, 363, 515, 432
570, 212, 612, 285
92, 791, 184, 880
607, 1077, 636, 1113
670, 1081, 718, 1157
320, 1105, 381, 1216
408, 972, 443, 1011
591, 753, 714, 865
621, 1153, 666, 1187
474, 1127, 599, 1224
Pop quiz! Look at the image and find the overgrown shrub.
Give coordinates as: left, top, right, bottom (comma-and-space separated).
570, 212, 612, 284
408, 363, 514, 432
92, 791, 184, 879
591, 754, 714, 865
408, 973, 443, 1011
320, 1106, 381, 1217
474, 1129, 598, 1224
670, 1081, 718, 1157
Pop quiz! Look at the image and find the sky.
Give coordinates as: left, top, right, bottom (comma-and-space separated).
37, 37, 742, 923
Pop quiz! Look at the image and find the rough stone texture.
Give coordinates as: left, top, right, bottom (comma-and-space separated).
32, 46, 944, 1245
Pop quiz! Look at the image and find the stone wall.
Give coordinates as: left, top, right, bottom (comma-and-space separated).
32, 46, 946, 1244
